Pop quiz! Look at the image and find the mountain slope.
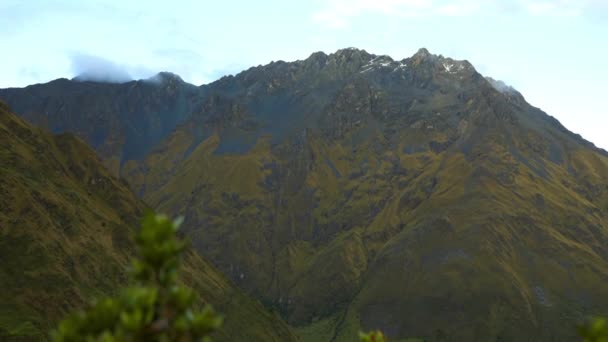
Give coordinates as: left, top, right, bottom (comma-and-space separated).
0, 101, 297, 341
3, 48, 608, 341
0, 73, 199, 176
136, 48, 608, 341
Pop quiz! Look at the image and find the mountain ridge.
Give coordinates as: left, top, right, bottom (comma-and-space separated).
2, 47, 608, 341
3, 47, 605, 157
2, 47, 606, 158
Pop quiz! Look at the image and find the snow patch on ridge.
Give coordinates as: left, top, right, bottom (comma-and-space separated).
360, 55, 408, 74
393, 62, 407, 72
443, 62, 456, 73
442, 60, 467, 75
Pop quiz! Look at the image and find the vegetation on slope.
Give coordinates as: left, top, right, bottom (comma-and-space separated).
3, 48, 608, 341
133, 49, 608, 341
579, 317, 608, 342
0, 102, 297, 341
0, 100, 143, 340
53, 212, 223, 341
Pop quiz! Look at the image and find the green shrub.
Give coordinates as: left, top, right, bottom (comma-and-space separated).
578, 317, 608, 342
52, 211, 223, 342
359, 330, 387, 342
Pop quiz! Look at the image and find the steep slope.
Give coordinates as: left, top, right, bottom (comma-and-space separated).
0, 72, 200, 176
0, 101, 297, 341
135, 48, 608, 341
3, 48, 608, 341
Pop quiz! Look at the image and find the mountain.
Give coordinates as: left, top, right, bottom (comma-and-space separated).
0, 72, 199, 176
0, 101, 297, 341
3, 47, 608, 341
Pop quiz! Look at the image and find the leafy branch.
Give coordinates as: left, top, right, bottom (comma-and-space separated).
53, 211, 222, 342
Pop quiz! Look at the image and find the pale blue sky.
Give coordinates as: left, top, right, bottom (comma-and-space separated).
1, 0, 606, 149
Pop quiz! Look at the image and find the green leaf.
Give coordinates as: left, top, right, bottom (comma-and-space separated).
579, 317, 608, 342
190, 305, 223, 338
53, 211, 222, 342
359, 330, 387, 342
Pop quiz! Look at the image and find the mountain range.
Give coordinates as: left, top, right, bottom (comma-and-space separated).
1, 47, 608, 341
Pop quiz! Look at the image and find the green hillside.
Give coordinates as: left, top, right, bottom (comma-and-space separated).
2, 47, 608, 341
134, 49, 608, 341
0, 101, 297, 341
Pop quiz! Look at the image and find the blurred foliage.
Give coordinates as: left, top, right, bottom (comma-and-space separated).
52, 211, 223, 342
359, 330, 387, 342
579, 317, 608, 342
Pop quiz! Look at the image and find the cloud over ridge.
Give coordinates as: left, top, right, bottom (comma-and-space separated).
70, 53, 133, 83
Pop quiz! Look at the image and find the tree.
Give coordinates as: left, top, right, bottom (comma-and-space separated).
53, 211, 223, 341
578, 317, 608, 342
359, 330, 387, 342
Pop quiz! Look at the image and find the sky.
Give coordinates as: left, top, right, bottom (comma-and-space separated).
0, 0, 606, 149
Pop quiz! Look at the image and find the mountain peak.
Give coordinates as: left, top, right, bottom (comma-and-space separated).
4, 47, 608, 342
332, 47, 373, 60
335, 47, 366, 54
413, 47, 431, 57
146, 71, 184, 84
409, 47, 441, 66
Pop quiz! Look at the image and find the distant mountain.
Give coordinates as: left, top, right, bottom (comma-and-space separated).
2, 48, 608, 341
0, 72, 200, 175
0, 101, 297, 341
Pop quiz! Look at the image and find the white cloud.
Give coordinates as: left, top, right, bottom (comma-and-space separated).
312, 0, 603, 28
69, 53, 133, 83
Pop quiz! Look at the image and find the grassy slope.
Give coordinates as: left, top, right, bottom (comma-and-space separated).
0, 102, 297, 341
4, 48, 608, 341
135, 89, 608, 341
